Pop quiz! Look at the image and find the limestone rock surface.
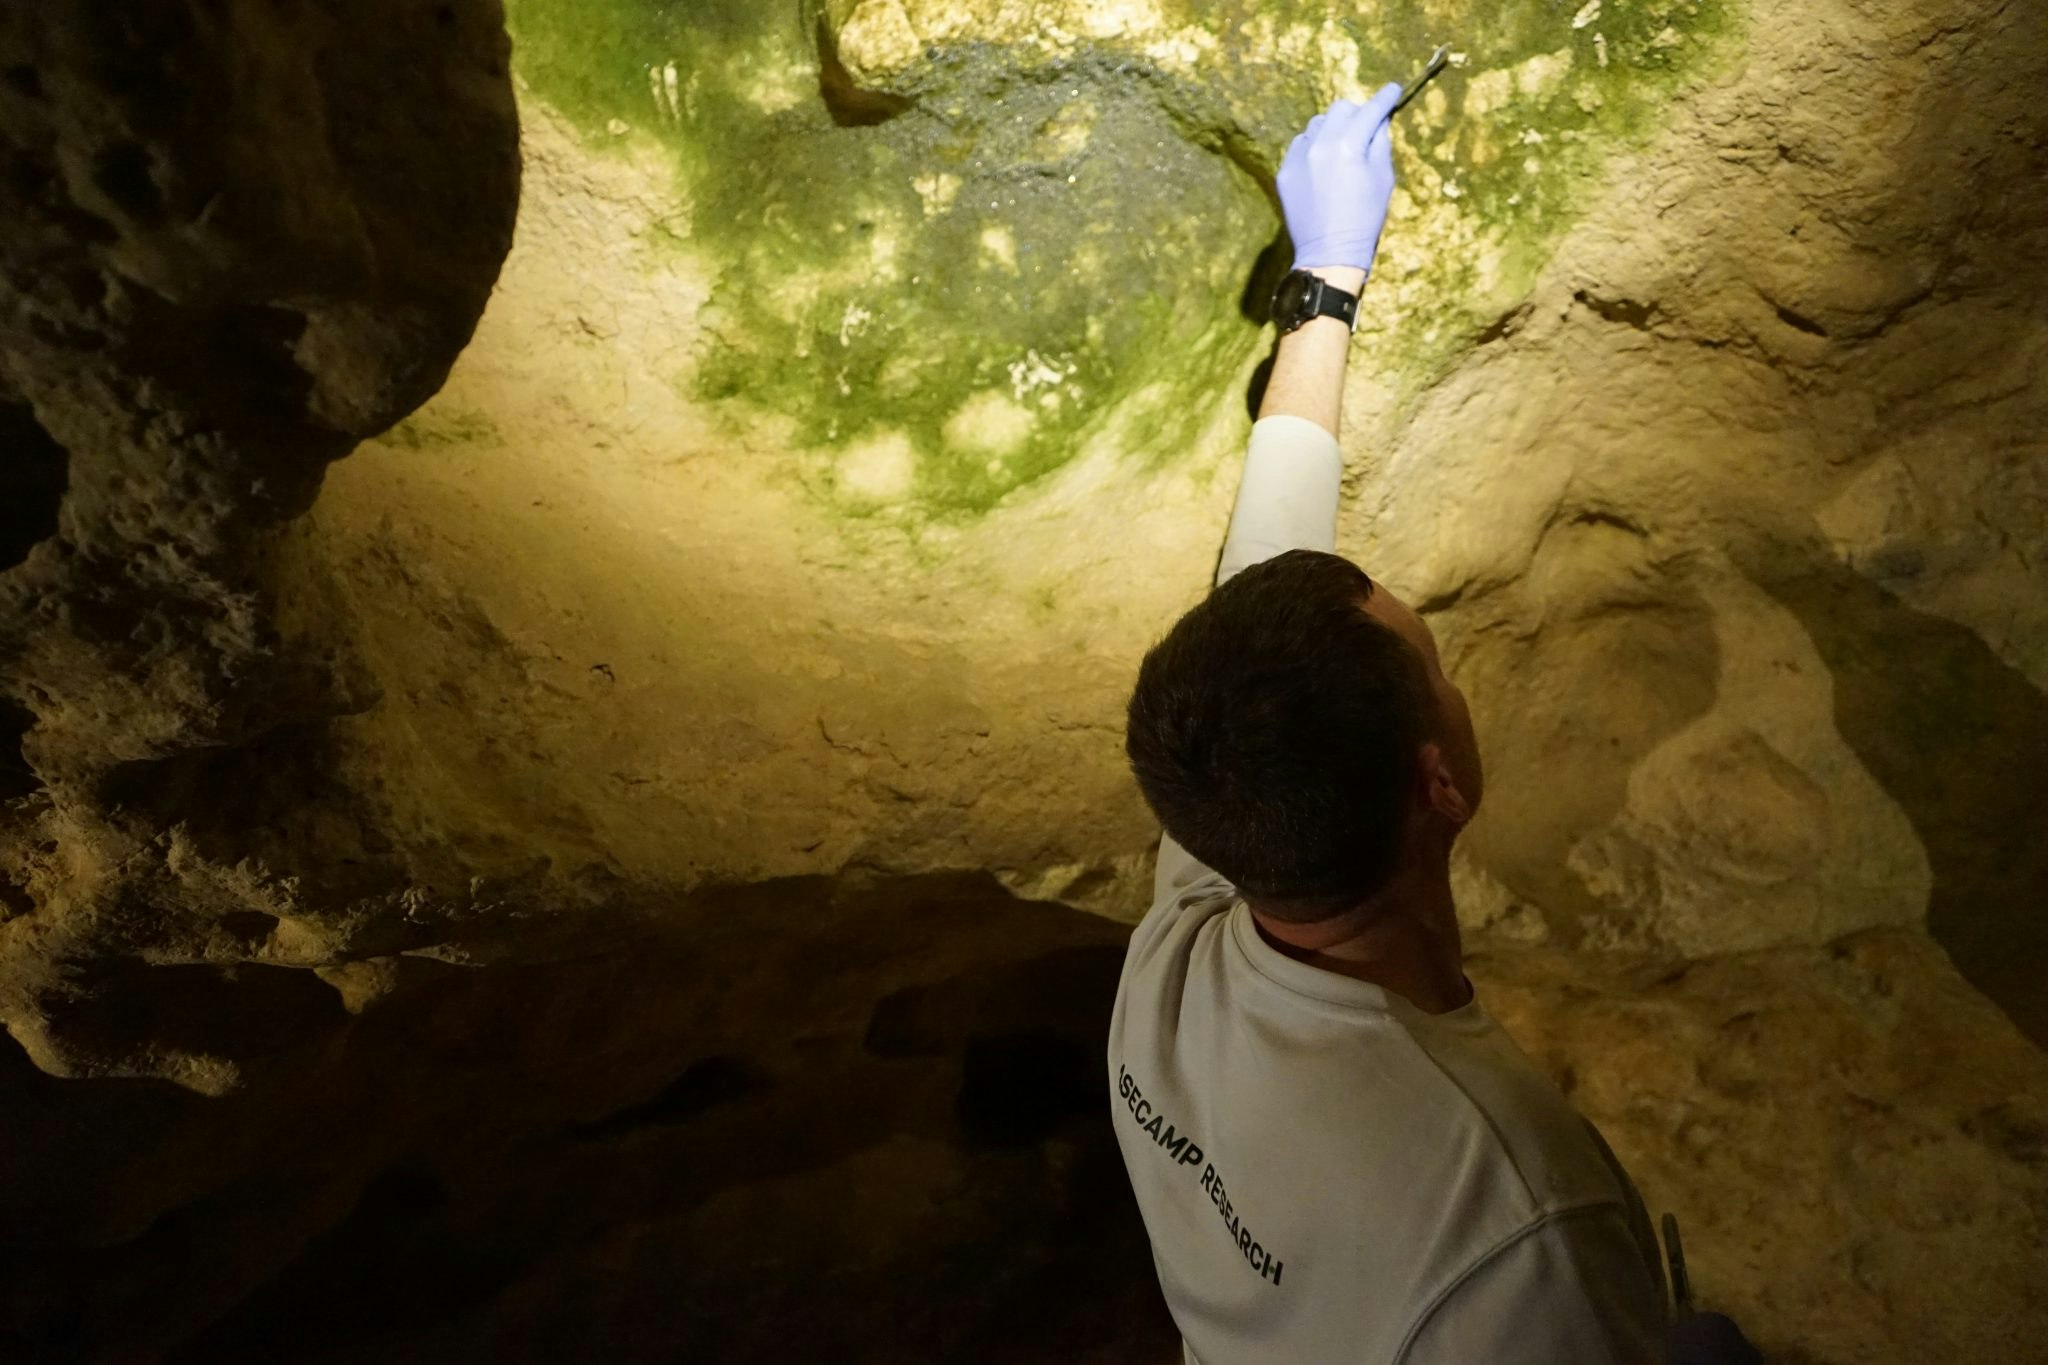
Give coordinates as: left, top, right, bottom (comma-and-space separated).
0, 0, 519, 1080
308, 0, 2046, 1015
2, 0, 2046, 1361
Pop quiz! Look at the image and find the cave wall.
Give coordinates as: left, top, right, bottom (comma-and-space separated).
305, 0, 2046, 993
0, 1, 521, 1088
2, 0, 2046, 1362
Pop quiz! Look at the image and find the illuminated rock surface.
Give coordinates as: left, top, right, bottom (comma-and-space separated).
2, 0, 2045, 1361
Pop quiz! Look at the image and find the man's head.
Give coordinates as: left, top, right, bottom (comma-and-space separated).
1125, 550, 1482, 923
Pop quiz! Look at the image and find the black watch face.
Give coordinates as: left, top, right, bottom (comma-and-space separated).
1272, 271, 1316, 329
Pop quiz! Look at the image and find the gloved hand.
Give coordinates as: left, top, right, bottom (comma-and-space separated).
1276, 83, 1403, 275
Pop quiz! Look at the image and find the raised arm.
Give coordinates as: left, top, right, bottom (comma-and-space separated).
1215, 82, 1402, 587
1154, 84, 1404, 901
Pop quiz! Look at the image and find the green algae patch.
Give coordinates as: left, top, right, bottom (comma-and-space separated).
383, 408, 502, 451
506, 0, 1271, 519
505, 0, 1738, 517
1356, 0, 1741, 375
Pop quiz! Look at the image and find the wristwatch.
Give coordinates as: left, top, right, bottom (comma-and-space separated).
1271, 269, 1360, 335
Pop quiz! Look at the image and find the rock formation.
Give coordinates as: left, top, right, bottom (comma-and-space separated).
1, 0, 2043, 1361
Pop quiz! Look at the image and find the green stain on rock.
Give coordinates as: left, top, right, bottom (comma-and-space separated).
686, 45, 1270, 517
510, 0, 1269, 518
505, 0, 1737, 517
384, 407, 502, 450
1361, 0, 1740, 373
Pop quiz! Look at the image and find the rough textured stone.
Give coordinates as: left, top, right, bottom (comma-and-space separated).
1, 0, 2045, 1360
0, 1, 520, 1089
7, 894, 2039, 1365
1478, 929, 2048, 1365
307, 0, 2045, 1005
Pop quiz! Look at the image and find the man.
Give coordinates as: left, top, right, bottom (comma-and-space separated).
1108, 85, 1758, 1364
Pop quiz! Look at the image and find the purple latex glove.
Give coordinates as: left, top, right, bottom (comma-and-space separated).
1276, 83, 1403, 274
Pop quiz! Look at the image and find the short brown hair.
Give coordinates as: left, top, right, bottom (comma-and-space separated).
1125, 550, 1434, 920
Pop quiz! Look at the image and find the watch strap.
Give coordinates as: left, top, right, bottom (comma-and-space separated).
1273, 270, 1360, 335
1311, 281, 1360, 331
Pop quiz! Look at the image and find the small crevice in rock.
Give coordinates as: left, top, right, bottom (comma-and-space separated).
0, 871, 31, 920
219, 910, 281, 944
1414, 582, 1469, 614
0, 699, 42, 801
93, 140, 165, 222
1573, 289, 1660, 331
0, 401, 69, 570
816, 18, 914, 127
1569, 508, 1651, 538
1772, 301, 1831, 338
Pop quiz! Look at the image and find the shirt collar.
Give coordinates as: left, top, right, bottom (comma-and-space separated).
1227, 899, 1489, 1032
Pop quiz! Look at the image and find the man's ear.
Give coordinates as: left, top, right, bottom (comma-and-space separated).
1419, 741, 1473, 827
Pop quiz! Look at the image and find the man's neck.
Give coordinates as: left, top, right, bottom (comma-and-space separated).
1250, 853, 1472, 1014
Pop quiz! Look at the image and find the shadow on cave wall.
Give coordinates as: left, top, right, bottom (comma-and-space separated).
1721, 2, 2048, 1048
0, 871, 1175, 1365
0, 400, 67, 572
1739, 538, 2048, 1049
1452, 525, 1723, 947
0, 697, 40, 802
1239, 230, 1293, 420
0, 401, 64, 802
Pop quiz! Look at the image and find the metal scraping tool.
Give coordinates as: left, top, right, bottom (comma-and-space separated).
1392, 44, 1450, 116
1662, 1212, 1696, 1317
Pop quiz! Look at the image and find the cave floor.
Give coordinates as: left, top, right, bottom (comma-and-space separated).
109, 910, 2045, 1365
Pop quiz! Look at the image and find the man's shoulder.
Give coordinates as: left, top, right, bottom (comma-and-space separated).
1124, 868, 1238, 970
1410, 1022, 1637, 1220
